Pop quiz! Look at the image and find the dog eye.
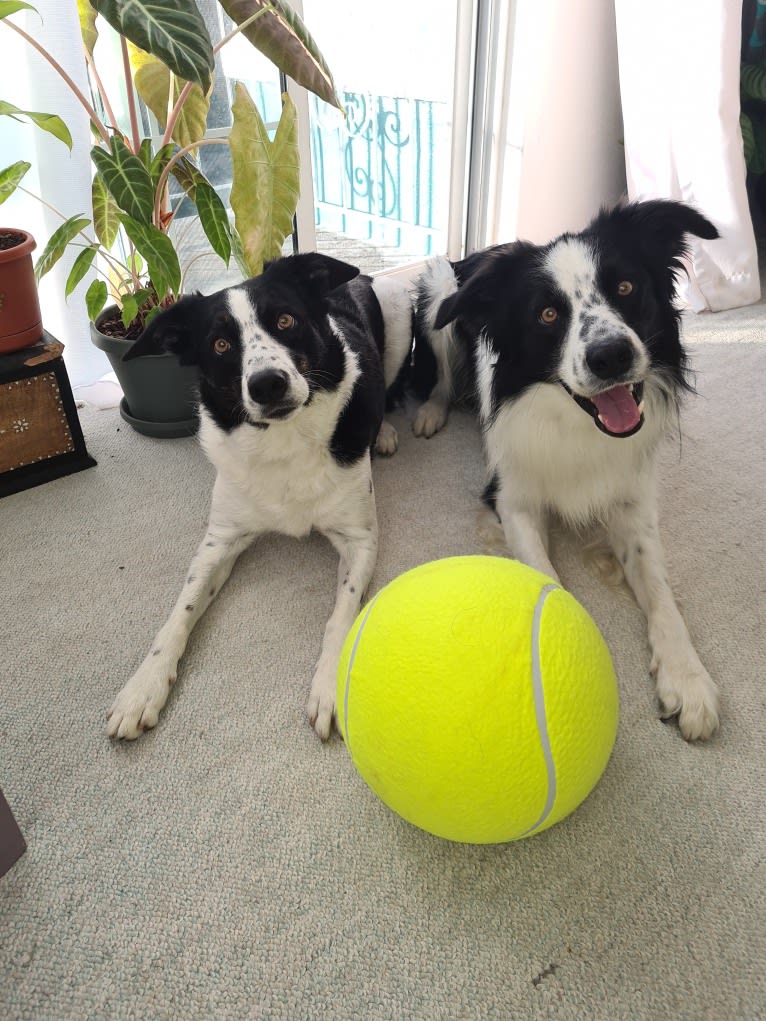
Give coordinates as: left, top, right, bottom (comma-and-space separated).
617, 280, 634, 296
277, 313, 295, 330
213, 338, 231, 354
539, 307, 559, 324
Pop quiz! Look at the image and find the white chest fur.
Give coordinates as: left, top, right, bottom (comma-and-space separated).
484, 382, 671, 524
199, 354, 371, 538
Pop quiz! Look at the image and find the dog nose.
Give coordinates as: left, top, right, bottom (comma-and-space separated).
585, 338, 635, 380
247, 368, 289, 404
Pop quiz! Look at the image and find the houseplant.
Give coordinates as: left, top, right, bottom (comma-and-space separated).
0, 0, 341, 435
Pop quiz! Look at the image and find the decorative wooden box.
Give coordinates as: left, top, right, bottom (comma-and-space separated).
0, 331, 96, 498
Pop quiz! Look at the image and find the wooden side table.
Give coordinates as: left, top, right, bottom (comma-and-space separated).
0, 331, 96, 498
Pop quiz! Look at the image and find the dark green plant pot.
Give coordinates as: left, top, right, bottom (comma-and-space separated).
90, 308, 199, 439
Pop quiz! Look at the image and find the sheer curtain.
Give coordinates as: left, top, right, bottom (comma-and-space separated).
0, 2, 108, 386
615, 0, 761, 312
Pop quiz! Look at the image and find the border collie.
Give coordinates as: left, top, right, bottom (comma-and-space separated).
411, 199, 720, 741
106, 253, 413, 741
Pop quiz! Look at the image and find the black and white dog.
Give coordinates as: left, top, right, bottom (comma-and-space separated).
107, 253, 413, 741
411, 200, 720, 740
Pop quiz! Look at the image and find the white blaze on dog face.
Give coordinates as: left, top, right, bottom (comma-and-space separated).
543, 237, 649, 398
227, 287, 310, 421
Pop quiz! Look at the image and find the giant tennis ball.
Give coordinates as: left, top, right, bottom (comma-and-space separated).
336, 556, 619, 843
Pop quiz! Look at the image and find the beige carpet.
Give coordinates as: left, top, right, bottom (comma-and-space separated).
1, 302, 764, 1019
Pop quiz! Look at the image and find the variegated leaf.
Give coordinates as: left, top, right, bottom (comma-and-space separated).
92, 172, 121, 250
195, 181, 232, 266
90, 0, 214, 94
229, 87, 299, 276
0, 160, 30, 206
131, 44, 210, 151
91, 136, 155, 224
35, 215, 91, 282
120, 214, 181, 299
218, 0, 341, 111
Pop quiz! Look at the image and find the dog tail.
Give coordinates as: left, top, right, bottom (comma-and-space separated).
370, 276, 415, 408
410, 257, 460, 401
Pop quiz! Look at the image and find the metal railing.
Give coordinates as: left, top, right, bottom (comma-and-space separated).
310, 90, 446, 257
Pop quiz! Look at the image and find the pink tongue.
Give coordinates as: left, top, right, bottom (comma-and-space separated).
589, 385, 640, 434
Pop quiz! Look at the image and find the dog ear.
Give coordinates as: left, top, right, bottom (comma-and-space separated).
122, 295, 206, 364
270, 253, 360, 295
594, 199, 719, 260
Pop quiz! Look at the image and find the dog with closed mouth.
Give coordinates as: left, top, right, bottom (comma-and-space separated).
106, 253, 413, 741
411, 199, 720, 741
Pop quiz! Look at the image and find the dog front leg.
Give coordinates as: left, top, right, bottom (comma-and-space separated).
607, 500, 719, 740
308, 517, 379, 741
107, 522, 257, 740
496, 489, 559, 582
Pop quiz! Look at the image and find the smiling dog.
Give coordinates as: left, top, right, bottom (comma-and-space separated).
106, 253, 413, 741
411, 200, 721, 740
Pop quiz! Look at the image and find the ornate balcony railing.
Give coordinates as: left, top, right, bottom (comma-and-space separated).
309, 91, 447, 258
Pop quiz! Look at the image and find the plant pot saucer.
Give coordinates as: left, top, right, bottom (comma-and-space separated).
119, 397, 198, 439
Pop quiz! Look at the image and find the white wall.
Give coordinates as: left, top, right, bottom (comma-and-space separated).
494, 0, 627, 245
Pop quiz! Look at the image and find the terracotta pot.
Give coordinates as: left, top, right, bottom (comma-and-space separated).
0, 228, 43, 354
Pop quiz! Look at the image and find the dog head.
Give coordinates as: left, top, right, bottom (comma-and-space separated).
124, 253, 360, 430
436, 200, 719, 437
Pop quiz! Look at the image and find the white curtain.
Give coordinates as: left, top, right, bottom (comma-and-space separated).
615, 0, 761, 312
0, 2, 109, 386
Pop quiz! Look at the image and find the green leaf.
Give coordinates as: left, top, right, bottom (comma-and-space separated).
0, 160, 30, 206
168, 153, 207, 202
0, 100, 72, 149
92, 172, 121, 250
35, 215, 90, 282
229, 225, 250, 280
741, 111, 755, 170
65, 245, 98, 298
127, 252, 145, 277
218, 0, 342, 111
150, 142, 175, 191
131, 47, 210, 151
748, 112, 766, 175
120, 214, 181, 300
195, 180, 232, 266
0, 2, 37, 20
90, 0, 214, 94
91, 136, 155, 223
76, 0, 97, 54
120, 292, 138, 329
137, 137, 154, 175
741, 62, 766, 102
229, 87, 299, 276
86, 278, 108, 321
143, 304, 163, 327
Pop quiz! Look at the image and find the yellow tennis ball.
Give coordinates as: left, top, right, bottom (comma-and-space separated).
336, 556, 619, 844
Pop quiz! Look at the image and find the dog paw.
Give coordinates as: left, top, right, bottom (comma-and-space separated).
654, 655, 720, 741
106, 666, 175, 740
375, 420, 399, 456
413, 399, 448, 438
307, 669, 336, 741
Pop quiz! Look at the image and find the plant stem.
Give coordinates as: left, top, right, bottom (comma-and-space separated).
3, 19, 111, 146
161, 6, 271, 148
17, 184, 131, 279
84, 48, 119, 139
120, 36, 141, 154
154, 137, 229, 227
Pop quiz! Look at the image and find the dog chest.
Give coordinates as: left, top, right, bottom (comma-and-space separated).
202, 414, 371, 537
